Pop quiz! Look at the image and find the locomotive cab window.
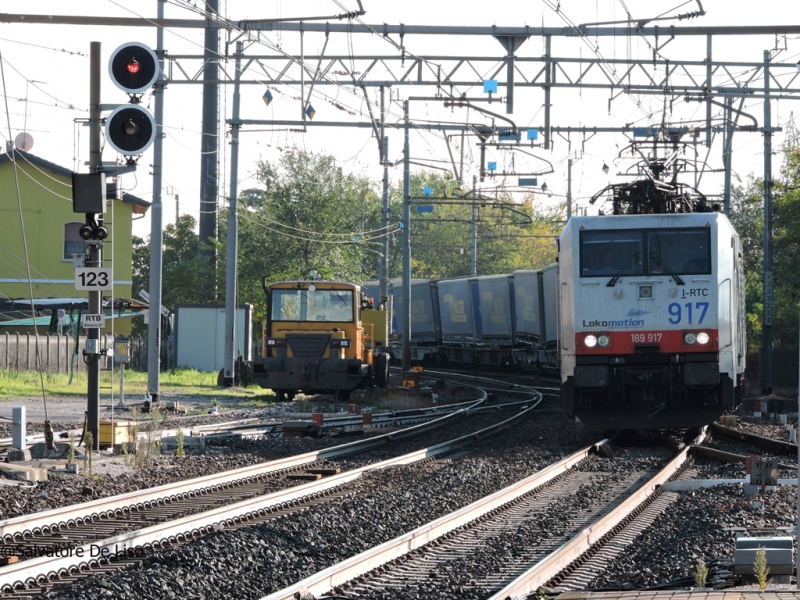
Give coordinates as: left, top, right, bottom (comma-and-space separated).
580, 228, 711, 277
647, 229, 711, 275
580, 230, 643, 277
271, 288, 355, 322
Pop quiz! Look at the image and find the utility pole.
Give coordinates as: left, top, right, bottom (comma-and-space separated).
566, 158, 573, 221
198, 0, 219, 275
223, 42, 242, 387
402, 100, 411, 371
379, 86, 389, 301
761, 49, 774, 395
471, 175, 477, 276
146, 0, 166, 400
722, 97, 734, 217
87, 41, 102, 451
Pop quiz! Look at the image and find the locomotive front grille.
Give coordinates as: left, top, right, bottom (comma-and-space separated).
286, 334, 331, 357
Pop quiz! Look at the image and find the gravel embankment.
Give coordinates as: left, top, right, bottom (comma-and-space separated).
45, 413, 604, 600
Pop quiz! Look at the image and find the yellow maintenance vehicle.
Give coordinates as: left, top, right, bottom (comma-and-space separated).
253, 279, 389, 401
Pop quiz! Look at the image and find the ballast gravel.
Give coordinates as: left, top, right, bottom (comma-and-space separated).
0, 435, 338, 520
587, 460, 799, 591
0, 404, 526, 521
43, 413, 603, 600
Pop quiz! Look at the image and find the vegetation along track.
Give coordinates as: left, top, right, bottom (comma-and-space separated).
0, 375, 543, 596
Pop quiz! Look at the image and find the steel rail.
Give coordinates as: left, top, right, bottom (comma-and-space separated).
261, 433, 599, 600
0, 397, 485, 449
0, 387, 490, 543
710, 421, 798, 456
485, 428, 708, 600
0, 392, 540, 594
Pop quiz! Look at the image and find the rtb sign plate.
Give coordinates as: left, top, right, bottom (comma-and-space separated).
82, 314, 106, 329
75, 268, 112, 290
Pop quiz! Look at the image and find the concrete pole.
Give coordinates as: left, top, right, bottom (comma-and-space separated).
223, 42, 243, 387
471, 175, 477, 276
146, 0, 165, 398
402, 100, 411, 371
544, 35, 551, 150
566, 158, 572, 221
705, 35, 713, 147
761, 49, 774, 395
379, 86, 389, 300
198, 0, 219, 272
87, 41, 102, 451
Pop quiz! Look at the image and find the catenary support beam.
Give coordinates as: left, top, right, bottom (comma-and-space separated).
198, 0, 219, 274
402, 100, 411, 372
223, 42, 243, 387
379, 86, 390, 303
761, 49, 774, 394
146, 0, 166, 399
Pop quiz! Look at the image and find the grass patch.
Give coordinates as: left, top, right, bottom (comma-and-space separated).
0, 368, 276, 401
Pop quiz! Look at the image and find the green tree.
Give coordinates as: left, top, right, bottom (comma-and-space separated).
729, 127, 800, 354
391, 170, 559, 279
232, 149, 384, 323
130, 215, 216, 336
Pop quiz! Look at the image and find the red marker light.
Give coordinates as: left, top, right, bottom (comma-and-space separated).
125, 59, 140, 74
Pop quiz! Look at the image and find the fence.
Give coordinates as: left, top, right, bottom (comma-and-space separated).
0, 333, 175, 375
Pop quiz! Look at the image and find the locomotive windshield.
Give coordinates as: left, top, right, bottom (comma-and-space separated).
580, 228, 711, 277
271, 288, 355, 322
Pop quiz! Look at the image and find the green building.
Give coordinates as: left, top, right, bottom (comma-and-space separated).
0, 150, 150, 334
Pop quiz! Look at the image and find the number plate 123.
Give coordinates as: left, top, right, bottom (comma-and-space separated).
74, 267, 112, 290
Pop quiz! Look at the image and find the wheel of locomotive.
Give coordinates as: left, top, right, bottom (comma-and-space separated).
286, 391, 296, 402
375, 353, 389, 388
337, 389, 351, 402
275, 390, 286, 402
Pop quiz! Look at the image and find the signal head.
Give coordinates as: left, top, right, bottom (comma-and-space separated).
109, 42, 158, 94
79, 224, 95, 240
105, 104, 156, 156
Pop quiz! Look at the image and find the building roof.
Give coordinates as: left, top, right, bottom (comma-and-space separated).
0, 149, 151, 211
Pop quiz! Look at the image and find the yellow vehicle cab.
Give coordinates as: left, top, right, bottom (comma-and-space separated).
253, 279, 389, 401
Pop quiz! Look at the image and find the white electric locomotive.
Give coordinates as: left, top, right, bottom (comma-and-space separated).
559, 181, 746, 429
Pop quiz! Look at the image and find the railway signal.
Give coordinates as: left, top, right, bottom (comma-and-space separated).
105, 42, 158, 156
108, 42, 159, 94
105, 105, 156, 155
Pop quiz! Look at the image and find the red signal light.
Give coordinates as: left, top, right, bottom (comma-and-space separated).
125, 59, 140, 74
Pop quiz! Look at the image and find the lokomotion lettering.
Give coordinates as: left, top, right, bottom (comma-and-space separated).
582, 319, 645, 327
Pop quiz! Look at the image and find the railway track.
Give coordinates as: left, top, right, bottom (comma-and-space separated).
0, 375, 543, 597
0, 397, 488, 451
261, 431, 699, 600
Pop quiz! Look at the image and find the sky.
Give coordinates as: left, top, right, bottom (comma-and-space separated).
2, 1, 800, 241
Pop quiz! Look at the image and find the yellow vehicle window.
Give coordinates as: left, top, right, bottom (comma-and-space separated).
271, 288, 355, 322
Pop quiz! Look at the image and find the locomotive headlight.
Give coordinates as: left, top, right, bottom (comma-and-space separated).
597, 335, 611, 347
696, 332, 710, 345
584, 334, 598, 348
684, 332, 697, 345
